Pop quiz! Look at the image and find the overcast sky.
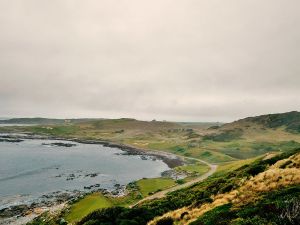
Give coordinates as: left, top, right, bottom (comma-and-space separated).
0, 0, 299, 122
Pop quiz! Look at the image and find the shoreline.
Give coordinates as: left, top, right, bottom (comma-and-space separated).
0, 132, 186, 224
0, 203, 66, 225
0, 133, 185, 168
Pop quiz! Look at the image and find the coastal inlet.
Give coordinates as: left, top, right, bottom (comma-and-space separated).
0, 137, 170, 212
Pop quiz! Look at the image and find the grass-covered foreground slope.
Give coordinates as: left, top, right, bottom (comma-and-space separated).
2, 112, 300, 164
149, 149, 300, 225
64, 193, 113, 223
136, 178, 176, 197
61, 148, 299, 225
61, 161, 209, 224
62, 178, 177, 224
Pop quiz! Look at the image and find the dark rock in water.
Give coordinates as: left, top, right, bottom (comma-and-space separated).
140, 155, 148, 160
114, 183, 121, 188
0, 204, 30, 218
66, 173, 76, 180
85, 173, 99, 178
83, 183, 101, 190
55, 193, 72, 203
30, 202, 39, 208
42, 142, 76, 147
53, 142, 76, 147
0, 138, 24, 143
84, 186, 92, 190
111, 190, 119, 195
0, 135, 11, 138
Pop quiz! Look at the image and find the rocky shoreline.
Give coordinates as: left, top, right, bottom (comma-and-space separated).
0, 192, 75, 219
0, 185, 128, 225
0, 133, 184, 168
0, 132, 185, 224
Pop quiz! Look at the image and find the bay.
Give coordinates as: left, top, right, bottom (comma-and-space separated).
0, 139, 169, 209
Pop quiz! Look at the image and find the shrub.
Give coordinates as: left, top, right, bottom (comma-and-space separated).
202, 129, 243, 142
176, 179, 185, 185
156, 217, 174, 225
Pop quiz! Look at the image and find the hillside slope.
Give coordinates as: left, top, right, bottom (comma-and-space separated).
149, 150, 300, 225
70, 148, 300, 225
23, 112, 300, 225
230, 111, 300, 133
1, 112, 300, 164
66, 149, 300, 225
200, 111, 300, 161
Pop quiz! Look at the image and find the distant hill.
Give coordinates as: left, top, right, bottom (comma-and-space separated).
0, 117, 179, 129
0, 117, 101, 125
236, 111, 300, 131
86, 118, 182, 131
1, 112, 300, 163
201, 112, 300, 160
222, 111, 300, 133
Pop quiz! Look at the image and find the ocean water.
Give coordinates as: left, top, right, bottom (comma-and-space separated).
0, 139, 169, 209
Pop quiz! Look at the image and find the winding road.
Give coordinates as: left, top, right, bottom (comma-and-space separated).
130, 157, 218, 207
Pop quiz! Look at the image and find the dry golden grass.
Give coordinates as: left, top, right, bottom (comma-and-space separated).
270, 153, 300, 169
148, 153, 300, 225
241, 127, 300, 143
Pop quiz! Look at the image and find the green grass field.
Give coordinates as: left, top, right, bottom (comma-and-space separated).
136, 178, 176, 197
65, 193, 113, 223
175, 162, 210, 175
64, 177, 177, 223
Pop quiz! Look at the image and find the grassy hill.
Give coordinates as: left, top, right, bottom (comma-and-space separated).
0, 117, 101, 125
21, 112, 300, 225
148, 149, 300, 225
46, 148, 298, 225
1, 112, 300, 164
231, 111, 300, 133
198, 112, 300, 161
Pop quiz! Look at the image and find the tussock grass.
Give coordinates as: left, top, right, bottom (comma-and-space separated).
148, 152, 300, 225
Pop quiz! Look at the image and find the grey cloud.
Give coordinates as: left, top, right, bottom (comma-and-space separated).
0, 0, 299, 121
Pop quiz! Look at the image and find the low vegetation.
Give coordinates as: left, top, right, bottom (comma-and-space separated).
202, 129, 243, 142
65, 193, 112, 223
175, 162, 210, 176
2, 112, 300, 165
60, 178, 177, 224
136, 178, 176, 197
190, 186, 300, 225
5, 111, 299, 224
149, 149, 300, 225
69, 148, 300, 225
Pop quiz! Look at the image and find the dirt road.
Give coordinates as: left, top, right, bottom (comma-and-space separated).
131, 157, 217, 207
